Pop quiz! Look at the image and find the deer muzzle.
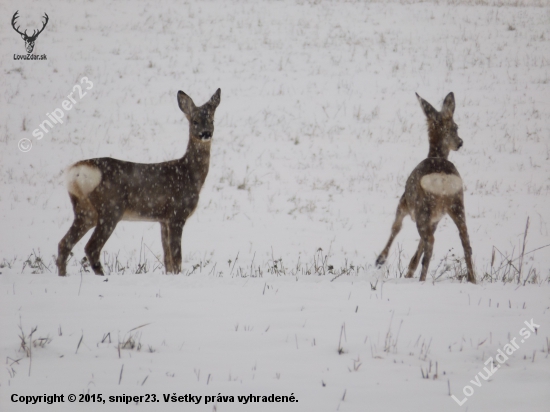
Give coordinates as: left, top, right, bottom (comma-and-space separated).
198, 131, 212, 140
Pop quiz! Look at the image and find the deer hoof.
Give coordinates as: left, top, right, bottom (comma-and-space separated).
375, 255, 386, 267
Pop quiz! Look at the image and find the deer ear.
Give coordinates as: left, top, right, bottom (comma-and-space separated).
416, 93, 439, 122
208, 88, 221, 109
177, 91, 196, 117
441, 92, 455, 118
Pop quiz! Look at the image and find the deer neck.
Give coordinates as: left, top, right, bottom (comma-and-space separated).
181, 133, 212, 184
427, 129, 450, 159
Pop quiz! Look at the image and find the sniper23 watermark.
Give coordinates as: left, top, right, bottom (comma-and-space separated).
18, 77, 94, 153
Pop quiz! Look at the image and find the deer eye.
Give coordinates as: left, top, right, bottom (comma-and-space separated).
192, 120, 199, 126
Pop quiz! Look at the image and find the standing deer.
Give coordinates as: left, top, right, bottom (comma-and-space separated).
57, 88, 221, 276
375, 92, 476, 283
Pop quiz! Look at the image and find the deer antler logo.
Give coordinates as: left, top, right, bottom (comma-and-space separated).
11, 11, 49, 54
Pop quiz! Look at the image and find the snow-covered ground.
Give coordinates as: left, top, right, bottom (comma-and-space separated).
1, 0, 549, 411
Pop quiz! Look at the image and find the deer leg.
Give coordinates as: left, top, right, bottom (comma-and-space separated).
376, 196, 408, 267
84, 210, 122, 276
160, 222, 174, 274
57, 218, 95, 276
405, 239, 424, 278
418, 222, 437, 282
167, 220, 185, 274
57, 196, 97, 276
449, 202, 476, 284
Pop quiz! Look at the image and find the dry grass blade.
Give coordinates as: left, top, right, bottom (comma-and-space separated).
517, 217, 530, 284
128, 323, 152, 332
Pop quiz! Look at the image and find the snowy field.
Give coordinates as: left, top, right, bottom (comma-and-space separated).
1, 0, 549, 411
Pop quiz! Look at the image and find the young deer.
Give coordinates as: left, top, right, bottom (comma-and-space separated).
375, 92, 476, 283
57, 88, 221, 276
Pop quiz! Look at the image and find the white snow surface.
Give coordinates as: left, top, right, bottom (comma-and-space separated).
1, 0, 549, 411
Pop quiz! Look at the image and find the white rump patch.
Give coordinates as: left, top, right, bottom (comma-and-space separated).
66, 164, 102, 198
420, 173, 462, 196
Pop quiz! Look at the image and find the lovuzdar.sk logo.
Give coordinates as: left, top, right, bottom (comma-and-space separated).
12, 10, 48, 61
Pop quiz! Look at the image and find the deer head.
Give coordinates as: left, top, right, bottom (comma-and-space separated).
177, 89, 221, 141
416, 92, 462, 159
12, 11, 49, 54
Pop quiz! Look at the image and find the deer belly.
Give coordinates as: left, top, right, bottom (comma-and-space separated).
420, 173, 462, 196
121, 210, 158, 222
430, 210, 445, 224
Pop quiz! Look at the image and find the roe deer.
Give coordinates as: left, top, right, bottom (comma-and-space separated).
375, 92, 476, 283
56, 88, 221, 276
